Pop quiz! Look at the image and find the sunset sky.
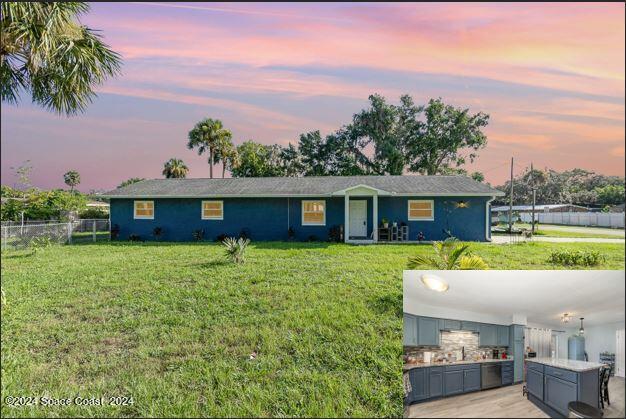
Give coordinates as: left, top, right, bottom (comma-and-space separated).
1, 2, 624, 191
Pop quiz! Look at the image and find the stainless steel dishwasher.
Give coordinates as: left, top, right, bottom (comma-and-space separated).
481, 363, 501, 389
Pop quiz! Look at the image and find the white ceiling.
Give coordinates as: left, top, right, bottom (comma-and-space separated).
403, 270, 625, 328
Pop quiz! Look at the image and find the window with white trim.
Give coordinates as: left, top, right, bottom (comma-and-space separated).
302, 200, 325, 225
134, 200, 154, 219
202, 200, 223, 220
408, 200, 434, 221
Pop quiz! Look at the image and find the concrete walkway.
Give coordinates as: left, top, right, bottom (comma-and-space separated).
491, 235, 625, 244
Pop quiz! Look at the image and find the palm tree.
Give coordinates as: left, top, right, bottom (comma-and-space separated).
63, 170, 80, 192
407, 238, 488, 270
187, 118, 232, 178
162, 158, 189, 179
1, 2, 121, 115
213, 137, 238, 178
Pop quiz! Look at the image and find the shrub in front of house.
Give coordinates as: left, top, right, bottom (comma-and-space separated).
222, 237, 250, 264
192, 229, 204, 241
547, 250, 604, 266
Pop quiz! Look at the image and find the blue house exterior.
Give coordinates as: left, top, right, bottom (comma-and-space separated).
104, 176, 504, 243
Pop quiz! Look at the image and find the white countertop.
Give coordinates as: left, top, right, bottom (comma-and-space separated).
404, 358, 513, 371
526, 357, 606, 372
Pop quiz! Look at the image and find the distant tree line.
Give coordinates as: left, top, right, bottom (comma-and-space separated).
493, 168, 625, 207
182, 94, 489, 180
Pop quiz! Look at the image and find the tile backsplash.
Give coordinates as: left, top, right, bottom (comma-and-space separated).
404, 330, 509, 361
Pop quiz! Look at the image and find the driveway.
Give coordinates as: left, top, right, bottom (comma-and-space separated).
491, 236, 625, 244
537, 224, 625, 237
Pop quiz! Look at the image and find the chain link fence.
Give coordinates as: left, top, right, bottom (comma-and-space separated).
1, 219, 110, 251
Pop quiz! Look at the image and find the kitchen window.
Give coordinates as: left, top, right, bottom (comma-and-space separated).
408, 200, 434, 221
302, 200, 325, 226
134, 200, 154, 219
202, 200, 223, 220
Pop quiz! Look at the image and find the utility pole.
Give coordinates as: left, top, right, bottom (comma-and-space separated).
530, 162, 536, 234
508, 157, 514, 232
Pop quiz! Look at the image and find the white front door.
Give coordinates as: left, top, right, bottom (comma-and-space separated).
349, 200, 367, 238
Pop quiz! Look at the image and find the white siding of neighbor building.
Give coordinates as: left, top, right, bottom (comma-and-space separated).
519, 212, 625, 228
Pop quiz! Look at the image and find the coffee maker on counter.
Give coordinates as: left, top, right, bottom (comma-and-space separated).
492, 349, 499, 359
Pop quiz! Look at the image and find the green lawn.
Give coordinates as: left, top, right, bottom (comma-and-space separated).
498, 223, 625, 239
1, 241, 624, 417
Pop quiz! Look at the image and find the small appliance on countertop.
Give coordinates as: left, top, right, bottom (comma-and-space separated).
492, 349, 499, 359
423, 351, 433, 363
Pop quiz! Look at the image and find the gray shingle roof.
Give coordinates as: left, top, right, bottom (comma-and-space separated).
104, 176, 504, 198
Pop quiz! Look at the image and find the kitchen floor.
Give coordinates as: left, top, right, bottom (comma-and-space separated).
404, 377, 625, 418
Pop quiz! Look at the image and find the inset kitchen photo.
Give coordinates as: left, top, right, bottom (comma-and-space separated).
403, 270, 625, 418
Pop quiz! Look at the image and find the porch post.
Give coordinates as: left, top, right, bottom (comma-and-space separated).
344, 194, 350, 243
373, 194, 378, 242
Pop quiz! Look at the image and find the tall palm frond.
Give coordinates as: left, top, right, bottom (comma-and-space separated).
1, 2, 121, 115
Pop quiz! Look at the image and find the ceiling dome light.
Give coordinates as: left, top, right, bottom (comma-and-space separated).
421, 274, 449, 292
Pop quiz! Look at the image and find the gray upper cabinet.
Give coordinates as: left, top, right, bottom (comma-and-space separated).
497, 325, 509, 346
479, 324, 497, 346
443, 319, 461, 331
461, 321, 480, 332
418, 317, 440, 346
403, 313, 418, 346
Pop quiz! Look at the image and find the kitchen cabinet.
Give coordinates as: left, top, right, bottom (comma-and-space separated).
544, 374, 578, 416
429, 367, 443, 398
443, 319, 461, 331
403, 313, 418, 346
418, 317, 440, 346
526, 368, 544, 399
461, 321, 480, 332
479, 324, 497, 346
463, 368, 481, 392
509, 325, 524, 383
443, 370, 464, 396
501, 361, 513, 385
409, 368, 429, 402
497, 326, 509, 346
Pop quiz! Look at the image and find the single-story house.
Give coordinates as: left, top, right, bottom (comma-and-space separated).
103, 176, 505, 243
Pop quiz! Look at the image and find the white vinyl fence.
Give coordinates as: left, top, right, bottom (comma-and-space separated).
520, 212, 625, 228
1, 219, 110, 250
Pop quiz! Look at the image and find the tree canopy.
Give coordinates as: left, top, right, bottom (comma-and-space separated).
63, 170, 80, 191
1, 2, 121, 115
117, 177, 145, 188
187, 118, 232, 179
494, 167, 624, 207
162, 158, 188, 179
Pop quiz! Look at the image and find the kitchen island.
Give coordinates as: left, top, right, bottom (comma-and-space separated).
526, 358, 605, 418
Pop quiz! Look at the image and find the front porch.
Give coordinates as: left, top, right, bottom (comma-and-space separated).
337, 184, 383, 244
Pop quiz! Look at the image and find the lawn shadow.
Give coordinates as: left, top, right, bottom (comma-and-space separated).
1, 250, 35, 259
251, 241, 336, 250
192, 259, 230, 269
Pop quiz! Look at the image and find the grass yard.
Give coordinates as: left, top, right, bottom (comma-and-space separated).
1, 241, 624, 417
500, 223, 625, 239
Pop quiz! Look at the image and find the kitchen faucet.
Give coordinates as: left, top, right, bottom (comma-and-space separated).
462, 346, 465, 360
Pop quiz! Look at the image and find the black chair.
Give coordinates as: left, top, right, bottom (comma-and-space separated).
599, 366, 611, 409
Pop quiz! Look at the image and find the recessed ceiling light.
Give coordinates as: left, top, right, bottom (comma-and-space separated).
421, 274, 449, 292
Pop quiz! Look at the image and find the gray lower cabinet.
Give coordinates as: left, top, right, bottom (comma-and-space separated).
403, 314, 418, 346
409, 368, 429, 402
429, 367, 443, 398
497, 326, 509, 347
443, 370, 464, 396
479, 324, 497, 346
418, 317, 440, 346
544, 374, 578, 416
463, 368, 481, 392
526, 368, 544, 398
501, 362, 514, 385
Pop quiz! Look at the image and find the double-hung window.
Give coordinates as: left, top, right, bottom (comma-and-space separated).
202, 200, 223, 220
134, 201, 154, 219
408, 200, 434, 221
302, 200, 325, 226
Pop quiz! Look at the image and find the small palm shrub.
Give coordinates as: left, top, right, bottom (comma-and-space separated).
407, 238, 488, 270
222, 237, 250, 264
192, 229, 204, 241
547, 250, 604, 266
